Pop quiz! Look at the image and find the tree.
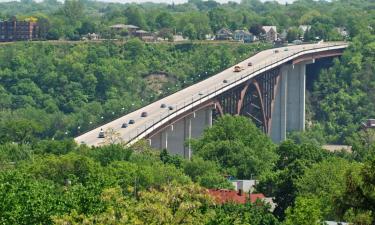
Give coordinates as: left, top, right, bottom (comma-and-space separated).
191, 115, 277, 179
250, 24, 265, 36
284, 196, 323, 225
54, 183, 215, 225
61, 0, 84, 26
155, 12, 175, 29
0, 119, 42, 144
183, 157, 233, 189
257, 140, 329, 219
335, 158, 375, 224
286, 27, 302, 43
124, 6, 147, 29
208, 202, 280, 225
295, 158, 356, 220
208, 8, 229, 33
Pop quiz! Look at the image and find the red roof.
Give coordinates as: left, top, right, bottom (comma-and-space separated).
207, 189, 265, 205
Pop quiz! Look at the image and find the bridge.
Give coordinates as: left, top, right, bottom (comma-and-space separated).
75, 42, 348, 157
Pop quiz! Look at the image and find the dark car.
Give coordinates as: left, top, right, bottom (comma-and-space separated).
141, 112, 148, 117
248, 62, 253, 66
274, 50, 279, 53
168, 106, 174, 110
129, 119, 135, 124
121, 123, 128, 128
160, 103, 167, 108
98, 129, 105, 138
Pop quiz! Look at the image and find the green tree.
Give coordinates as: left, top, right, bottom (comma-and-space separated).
191, 115, 277, 179
124, 6, 147, 29
284, 196, 323, 225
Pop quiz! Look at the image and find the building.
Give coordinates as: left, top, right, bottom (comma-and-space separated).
109, 24, 139, 35
336, 27, 349, 38
134, 30, 156, 42
262, 26, 277, 42
322, 145, 352, 153
215, 28, 233, 40
233, 30, 254, 43
362, 119, 375, 129
207, 189, 266, 205
231, 179, 257, 193
0, 19, 39, 42
299, 25, 311, 35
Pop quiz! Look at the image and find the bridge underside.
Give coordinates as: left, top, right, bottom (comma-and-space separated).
144, 52, 343, 157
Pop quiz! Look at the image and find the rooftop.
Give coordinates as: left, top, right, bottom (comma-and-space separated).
207, 189, 265, 204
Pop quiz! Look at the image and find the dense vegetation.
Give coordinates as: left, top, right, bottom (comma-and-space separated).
0, 41, 267, 142
1, 0, 375, 224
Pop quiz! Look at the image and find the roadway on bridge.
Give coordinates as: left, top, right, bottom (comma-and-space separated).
75, 42, 347, 146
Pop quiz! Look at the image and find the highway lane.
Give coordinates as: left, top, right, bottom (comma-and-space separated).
75, 42, 348, 146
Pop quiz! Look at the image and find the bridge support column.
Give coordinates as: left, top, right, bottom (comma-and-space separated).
184, 116, 192, 159
150, 107, 213, 158
271, 65, 288, 143
287, 63, 306, 132
270, 63, 307, 143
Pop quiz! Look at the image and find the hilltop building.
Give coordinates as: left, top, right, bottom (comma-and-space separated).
0, 18, 39, 42
215, 28, 233, 40
262, 26, 277, 42
233, 30, 255, 43
109, 24, 140, 35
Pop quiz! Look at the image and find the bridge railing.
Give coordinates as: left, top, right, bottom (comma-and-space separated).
125, 42, 348, 145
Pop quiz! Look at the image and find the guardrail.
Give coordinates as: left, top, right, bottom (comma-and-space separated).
122, 43, 348, 146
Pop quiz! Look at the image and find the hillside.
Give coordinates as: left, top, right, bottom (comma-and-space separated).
0, 40, 268, 143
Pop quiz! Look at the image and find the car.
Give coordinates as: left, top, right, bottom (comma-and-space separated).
141, 112, 148, 117
160, 103, 167, 108
274, 50, 279, 53
223, 79, 228, 83
247, 62, 253, 66
168, 106, 174, 110
284, 48, 288, 51
98, 129, 105, 138
121, 123, 128, 128
129, 119, 135, 124
234, 65, 242, 72
292, 39, 303, 45
198, 92, 203, 96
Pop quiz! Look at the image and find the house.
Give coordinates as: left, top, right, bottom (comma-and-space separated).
322, 145, 352, 153
299, 25, 311, 35
325, 221, 350, 225
109, 24, 139, 35
262, 26, 277, 42
362, 119, 375, 129
0, 18, 39, 42
207, 189, 266, 205
336, 27, 349, 38
134, 30, 156, 42
233, 30, 254, 43
215, 28, 233, 40
231, 179, 257, 193
86, 33, 100, 40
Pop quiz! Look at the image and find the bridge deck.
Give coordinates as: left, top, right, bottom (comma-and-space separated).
75, 42, 348, 146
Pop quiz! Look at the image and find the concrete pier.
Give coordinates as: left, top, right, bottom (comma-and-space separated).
150, 108, 213, 158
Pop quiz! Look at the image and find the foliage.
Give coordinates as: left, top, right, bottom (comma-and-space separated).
257, 140, 329, 219
335, 158, 375, 224
295, 158, 357, 220
0, 42, 264, 143
191, 115, 277, 179
283, 196, 323, 225
208, 202, 280, 225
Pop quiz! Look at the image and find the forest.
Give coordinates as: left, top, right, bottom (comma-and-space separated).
0, 0, 375, 224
